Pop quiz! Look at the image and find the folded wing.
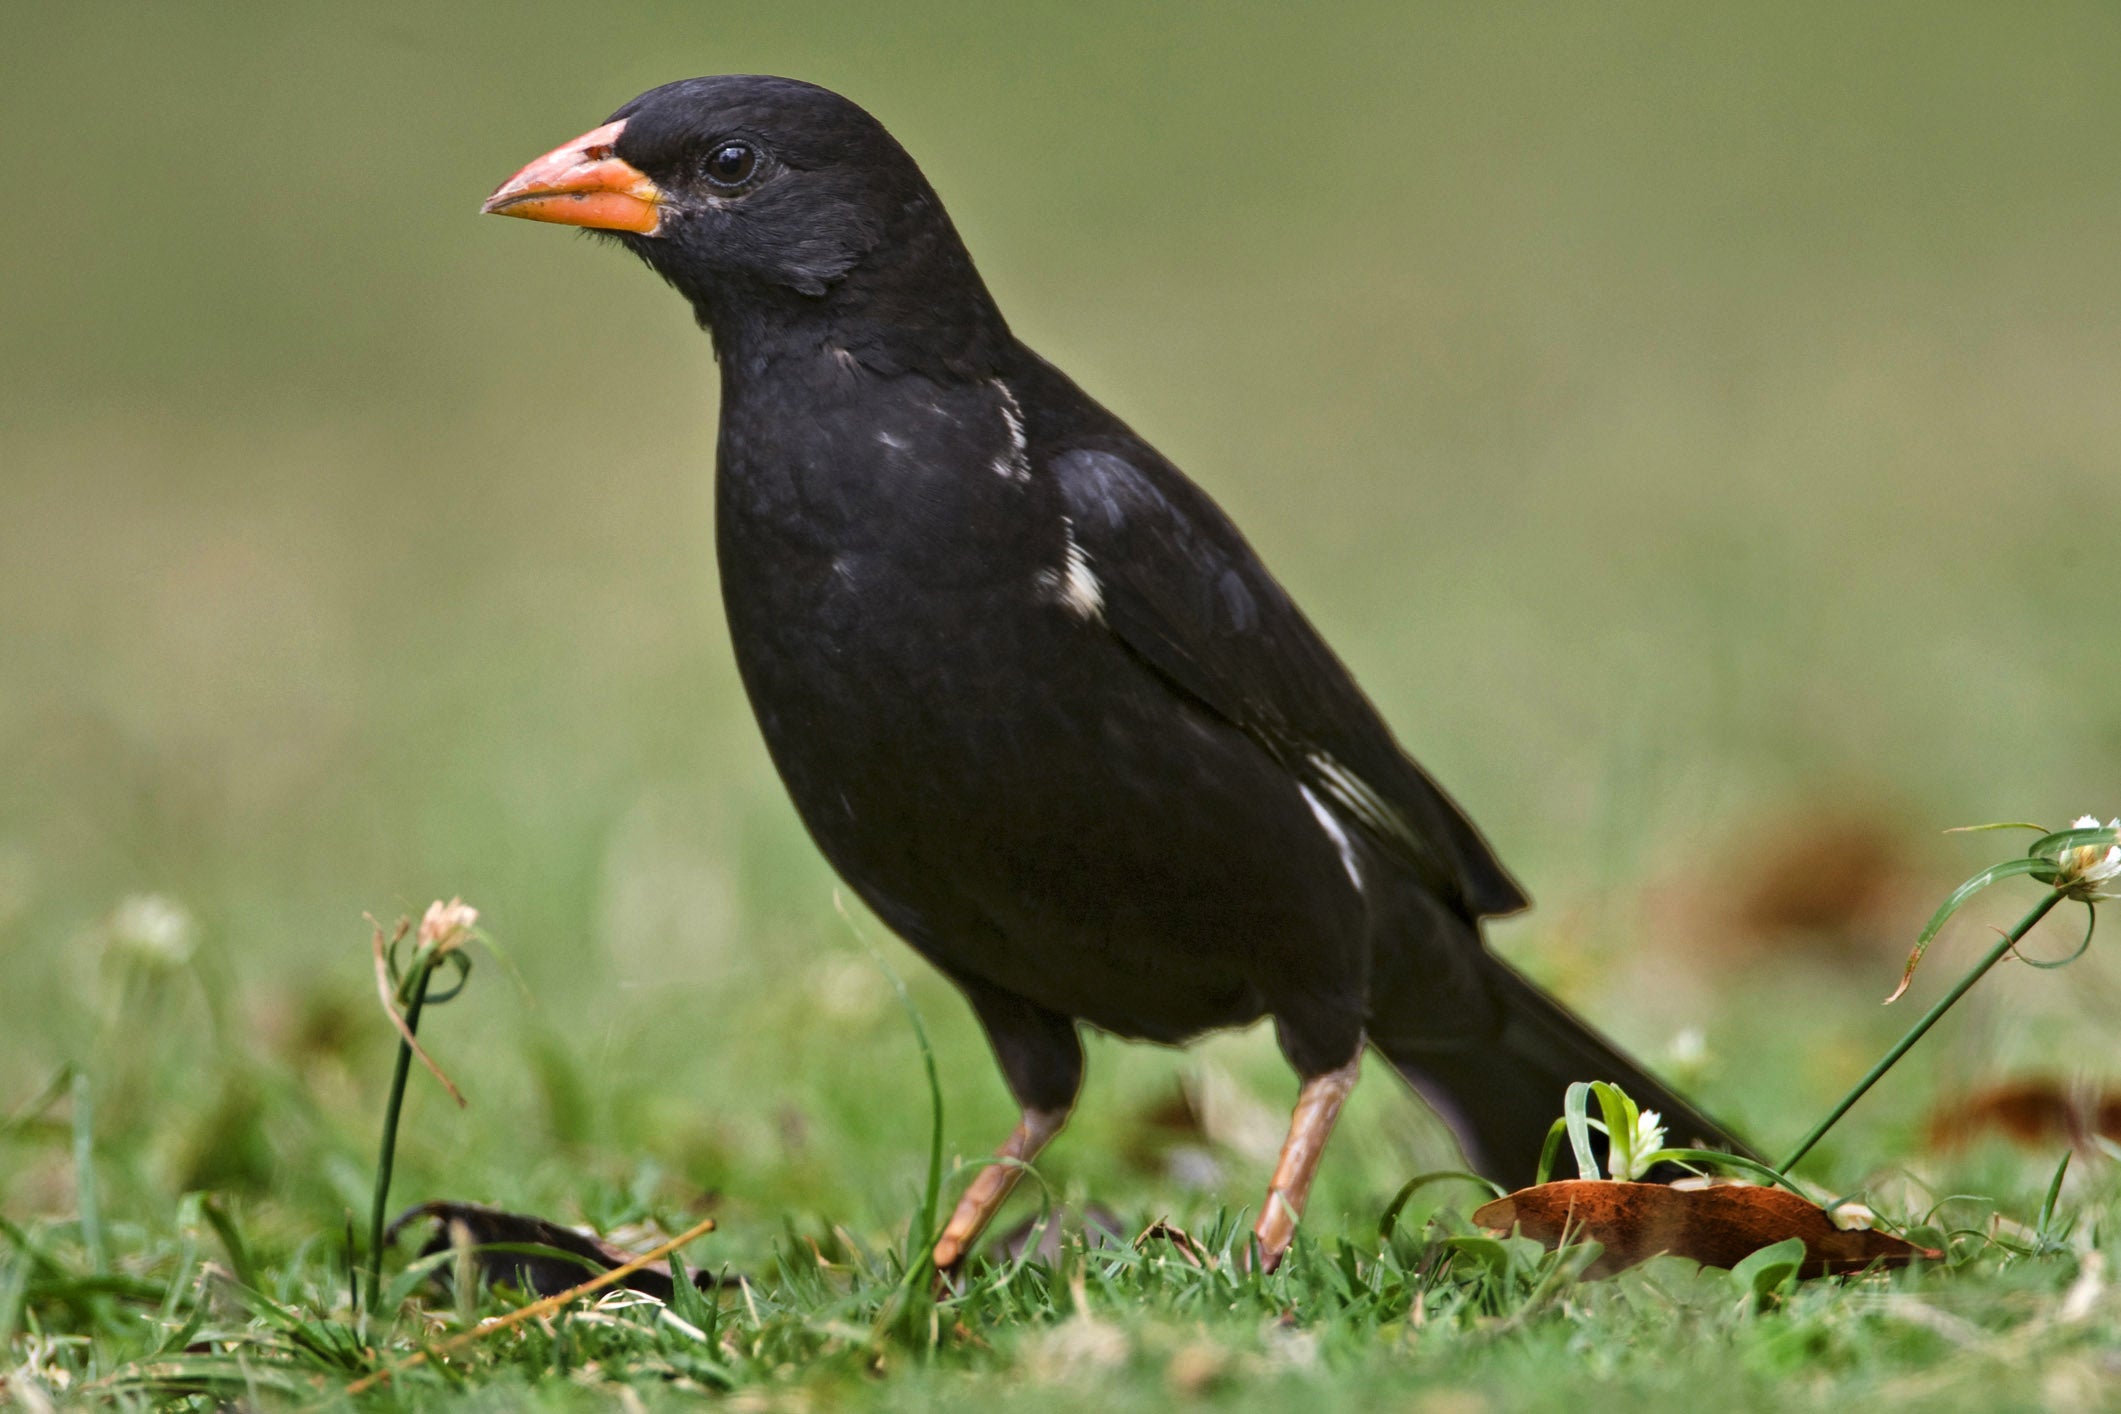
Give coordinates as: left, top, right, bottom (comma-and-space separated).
1050, 444, 1528, 921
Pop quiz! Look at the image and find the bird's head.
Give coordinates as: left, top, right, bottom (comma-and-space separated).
483, 75, 1006, 372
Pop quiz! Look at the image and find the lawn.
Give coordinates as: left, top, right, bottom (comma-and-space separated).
5, 2, 2121, 1408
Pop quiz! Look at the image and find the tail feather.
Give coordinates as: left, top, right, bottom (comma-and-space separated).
1378, 956, 1755, 1188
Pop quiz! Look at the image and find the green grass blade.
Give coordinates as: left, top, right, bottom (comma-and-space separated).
157, 1193, 203, 1329
1, 1063, 74, 1141
2018, 903, 2094, 969
0, 1245, 28, 1350
70, 1071, 105, 1276
2036, 1151, 2072, 1244
1589, 1082, 1639, 1178
1731, 1236, 1806, 1302
1378, 1171, 1506, 1240
666, 1243, 717, 1339
1887, 856, 2051, 1002
870, 951, 943, 1270
201, 1196, 259, 1291
1562, 1082, 1600, 1180
2023, 824, 2121, 859
1534, 1118, 1568, 1186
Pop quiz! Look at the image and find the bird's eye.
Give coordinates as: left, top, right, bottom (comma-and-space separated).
703, 141, 758, 190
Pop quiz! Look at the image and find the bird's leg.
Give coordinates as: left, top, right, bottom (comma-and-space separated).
931, 1106, 1069, 1270
1252, 1053, 1363, 1272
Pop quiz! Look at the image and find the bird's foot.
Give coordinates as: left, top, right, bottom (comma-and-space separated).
1248, 1190, 1301, 1274
1243, 1052, 1363, 1275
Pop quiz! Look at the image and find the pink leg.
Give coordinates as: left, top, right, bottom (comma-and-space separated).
931, 1106, 1069, 1270
1253, 1054, 1363, 1272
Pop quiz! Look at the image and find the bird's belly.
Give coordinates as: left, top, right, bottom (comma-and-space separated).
721, 548, 1361, 1040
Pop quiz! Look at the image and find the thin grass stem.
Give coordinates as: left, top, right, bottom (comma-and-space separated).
71, 1070, 104, 1275
1777, 889, 2065, 1176
367, 953, 438, 1313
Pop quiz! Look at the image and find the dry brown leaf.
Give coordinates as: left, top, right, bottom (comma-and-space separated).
1472, 1180, 1939, 1278
1132, 1219, 1210, 1269
1926, 1078, 2121, 1153
1733, 814, 1908, 938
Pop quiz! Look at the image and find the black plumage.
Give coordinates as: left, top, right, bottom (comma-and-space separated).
484, 75, 1751, 1268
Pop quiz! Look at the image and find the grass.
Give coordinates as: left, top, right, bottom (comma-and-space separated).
4, 1030, 2119, 1410
7, 852, 2121, 1408
8, 0, 2121, 1407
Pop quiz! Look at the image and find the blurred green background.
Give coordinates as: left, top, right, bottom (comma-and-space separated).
4, 1, 2119, 1257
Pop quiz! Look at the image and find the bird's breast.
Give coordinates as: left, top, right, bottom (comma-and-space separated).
712, 372, 1087, 759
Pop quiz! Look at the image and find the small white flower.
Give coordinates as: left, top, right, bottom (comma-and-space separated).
1827, 1201, 1877, 1231
1620, 1108, 1667, 1181
1665, 1027, 1707, 1068
416, 897, 479, 953
108, 894, 196, 967
2055, 816, 2121, 902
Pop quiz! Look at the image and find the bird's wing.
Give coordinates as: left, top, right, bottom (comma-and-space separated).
1051, 445, 1527, 920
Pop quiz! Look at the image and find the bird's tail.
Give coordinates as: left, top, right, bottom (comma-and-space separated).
1376, 955, 1756, 1189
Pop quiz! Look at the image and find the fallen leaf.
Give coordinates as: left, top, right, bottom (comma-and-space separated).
1925, 1079, 2121, 1153
1472, 1180, 1938, 1278
1641, 807, 1926, 975
1733, 814, 1909, 938
387, 1201, 729, 1300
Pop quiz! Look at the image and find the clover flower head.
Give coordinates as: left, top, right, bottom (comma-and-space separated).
109, 894, 196, 967
417, 897, 480, 954
2056, 816, 2121, 902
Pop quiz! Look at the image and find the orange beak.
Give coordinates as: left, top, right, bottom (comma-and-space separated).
482, 119, 665, 235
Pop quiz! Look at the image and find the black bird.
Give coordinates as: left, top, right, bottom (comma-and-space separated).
484, 75, 1750, 1270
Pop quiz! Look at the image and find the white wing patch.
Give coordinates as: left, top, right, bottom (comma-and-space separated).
1042, 515, 1105, 621
990, 378, 1031, 482
1299, 783, 1364, 891
1307, 752, 1419, 852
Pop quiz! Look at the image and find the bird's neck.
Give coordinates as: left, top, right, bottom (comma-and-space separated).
697, 289, 1006, 385
693, 221, 1014, 383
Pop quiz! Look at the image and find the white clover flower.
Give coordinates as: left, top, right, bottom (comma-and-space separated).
2055, 816, 2121, 902
416, 897, 480, 953
108, 894, 196, 967
1620, 1108, 1667, 1181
